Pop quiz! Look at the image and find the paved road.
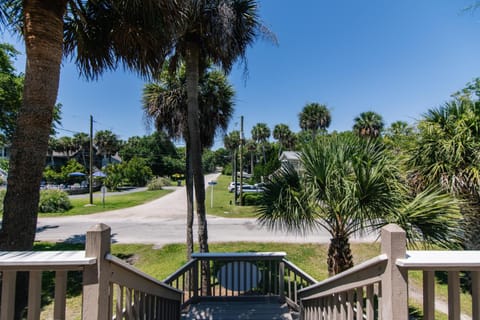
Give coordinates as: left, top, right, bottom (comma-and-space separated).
35, 173, 376, 246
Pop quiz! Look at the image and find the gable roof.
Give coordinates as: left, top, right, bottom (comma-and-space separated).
279, 151, 301, 161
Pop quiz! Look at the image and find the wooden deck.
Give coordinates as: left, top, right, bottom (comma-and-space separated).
181, 297, 297, 320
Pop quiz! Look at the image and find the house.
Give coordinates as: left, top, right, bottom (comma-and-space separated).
279, 151, 301, 172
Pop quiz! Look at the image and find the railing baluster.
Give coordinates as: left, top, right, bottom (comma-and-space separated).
1, 270, 16, 320
473, 271, 480, 320
423, 270, 435, 320
448, 271, 460, 320
366, 284, 374, 320
355, 286, 363, 320
116, 285, 124, 319
347, 290, 354, 320
27, 271, 42, 320
54, 270, 67, 320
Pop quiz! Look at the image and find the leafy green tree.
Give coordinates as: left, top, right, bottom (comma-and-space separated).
258, 134, 460, 275
383, 121, 416, 157
122, 157, 153, 187
353, 111, 384, 138
60, 159, 85, 181
104, 163, 124, 191
298, 102, 331, 136
0, 43, 22, 142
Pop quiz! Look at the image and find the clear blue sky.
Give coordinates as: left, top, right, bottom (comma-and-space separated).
2, 0, 480, 148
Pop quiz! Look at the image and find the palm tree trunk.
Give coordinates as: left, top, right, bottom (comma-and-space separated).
186, 41, 210, 295
185, 141, 194, 260
0, 1, 67, 317
327, 235, 354, 276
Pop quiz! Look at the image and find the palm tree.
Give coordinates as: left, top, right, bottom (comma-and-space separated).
273, 123, 295, 152
298, 102, 331, 136
143, 64, 234, 260
353, 111, 384, 138
408, 99, 480, 250
258, 134, 460, 275
0, 0, 179, 254
72, 132, 90, 168
94, 130, 121, 166
224, 131, 241, 180
251, 122, 271, 164
245, 139, 257, 174
168, 0, 266, 267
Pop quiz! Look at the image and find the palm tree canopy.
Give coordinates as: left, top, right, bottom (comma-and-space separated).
251, 122, 270, 143
353, 111, 384, 138
224, 130, 240, 152
298, 102, 331, 134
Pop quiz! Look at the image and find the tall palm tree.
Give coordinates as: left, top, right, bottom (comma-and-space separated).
0, 0, 179, 254
224, 130, 241, 179
298, 102, 331, 136
143, 64, 234, 260
258, 134, 460, 275
169, 0, 266, 266
94, 130, 121, 166
273, 123, 295, 152
353, 111, 384, 138
251, 122, 271, 164
245, 139, 257, 174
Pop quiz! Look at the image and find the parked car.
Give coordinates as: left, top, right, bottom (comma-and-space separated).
236, 184, 264, 194
228, 182, 250, 192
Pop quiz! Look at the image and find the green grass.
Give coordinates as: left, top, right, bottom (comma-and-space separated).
206, 174, 258, 218
38, 189, 172, 216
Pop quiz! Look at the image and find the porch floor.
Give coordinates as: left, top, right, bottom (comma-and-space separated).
181, 297, 297, 320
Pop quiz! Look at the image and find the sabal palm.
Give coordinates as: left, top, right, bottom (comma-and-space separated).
258, 134, 460, 275
353, 111, 384, 138
251, 122, 271, 164
273, 123, 295, 151
143, 65, 234, 259
0, 0, 178, 252
298, 103, 331, 136
169, 0, 264, 259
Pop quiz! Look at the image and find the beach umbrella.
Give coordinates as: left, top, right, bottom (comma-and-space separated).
68, 172, 86, 177
93, 171, 107, 178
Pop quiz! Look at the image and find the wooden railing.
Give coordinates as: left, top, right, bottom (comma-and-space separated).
298, 224, 480, 320
164, 251, 316, 309
0, 224, 182, 320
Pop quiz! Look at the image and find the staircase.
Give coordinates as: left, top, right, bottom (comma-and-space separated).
181, 297, 297, 320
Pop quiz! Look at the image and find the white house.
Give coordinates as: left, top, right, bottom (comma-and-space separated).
279, 151, 302, 172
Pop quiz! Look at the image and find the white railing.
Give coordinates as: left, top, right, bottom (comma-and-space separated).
298, 224, 480, 320
0, 224, 183, 320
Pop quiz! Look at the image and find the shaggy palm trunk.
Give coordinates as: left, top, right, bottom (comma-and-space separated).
186, 41, 210, 294
327, 236, 354, 276
0, 1, 67, 318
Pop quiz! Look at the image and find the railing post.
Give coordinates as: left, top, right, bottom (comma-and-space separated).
279, 260, 285, 301
380, 224, 408, 320
82, 223, 112, 320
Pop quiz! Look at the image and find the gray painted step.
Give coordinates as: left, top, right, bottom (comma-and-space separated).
181, 298, 296, 320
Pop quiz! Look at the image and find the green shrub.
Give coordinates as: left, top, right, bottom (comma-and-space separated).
242, 193, 263, 206
39, 190, 72, 213
222, 163, 232, 176
0, 189, 5, 213
147, 177, 172, 190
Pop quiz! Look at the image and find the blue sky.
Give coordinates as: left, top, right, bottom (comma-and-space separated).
2, 1, 480, 148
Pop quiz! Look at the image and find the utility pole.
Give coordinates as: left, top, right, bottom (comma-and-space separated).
89, 115, 93, 205
233, 148, 237, 205
239, 116, 244, 206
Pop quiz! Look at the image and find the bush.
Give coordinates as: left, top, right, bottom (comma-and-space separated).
147, 176, 172, 190
39, 189, 72, 213
123, 157, 153, 187
242, 193, 263, 206
222, 163, 232, 176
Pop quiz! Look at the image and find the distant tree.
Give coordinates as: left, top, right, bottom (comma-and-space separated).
224, 131, 241, 179
273, 123, 295, 151
245, 139, 257, 174
57, 136, 75, 159
94, 130, 121, 165
353, 111, 384, 138
123, 157, 153, 186
72, 132, 90, 168
251, 123, 271, 164
298, 103, 331, 136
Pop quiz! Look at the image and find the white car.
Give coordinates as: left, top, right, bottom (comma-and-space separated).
228, 182, 250, 192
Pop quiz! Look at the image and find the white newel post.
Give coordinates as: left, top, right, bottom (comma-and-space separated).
82, 224, 112, 320
380, 224, 408, 320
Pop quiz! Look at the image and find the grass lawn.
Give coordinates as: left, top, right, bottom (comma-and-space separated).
39, 189, 172, 217
206, 174, 258, 218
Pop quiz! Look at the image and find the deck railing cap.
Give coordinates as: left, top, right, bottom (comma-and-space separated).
191, 252, 287, 259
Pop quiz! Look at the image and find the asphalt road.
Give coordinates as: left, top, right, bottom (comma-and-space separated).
35, 173, 377, 247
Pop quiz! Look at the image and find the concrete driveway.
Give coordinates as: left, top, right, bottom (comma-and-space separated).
35, 173, 376, 246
